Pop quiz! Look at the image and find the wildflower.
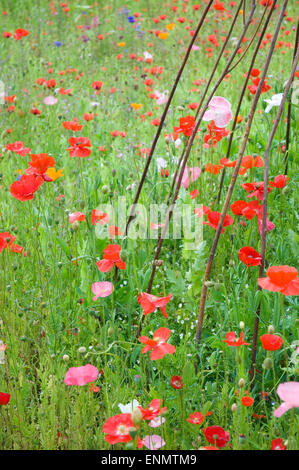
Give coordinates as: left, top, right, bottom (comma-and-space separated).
203, 426, 229, 448
269, 175, 289, 188
63, 120, 83, 131
0, 392, 10, 405
96, 244, 126, 272
241, 396, 254, 407
273, 382, 299, 417
137, 292, 172, 319
118, 400, 140, 414
179, 167, 201, 189
260, 334, 283, 351
91, 209, 109, 226
171, 376, 184, 389
66, 137, 91, 158
187, 412, 205, 425
10, 174, 43, 201
264, 93, 283, 113
258, 266, 299, 296
223, 331, 249, 347
138, 399, 167, 420
5, 141, 31, 156
69, 212, 86, 224
26, 153, 55, 177
142, 435, 165, 449
202, 96, 232, 128
139, 327, 176, 360
203, 211, 233, 233
92, 282, 114, 300
102, 413, 135, 444
271, 438, 286, 450
238, 246, 261, 266
64, 364, 98, 386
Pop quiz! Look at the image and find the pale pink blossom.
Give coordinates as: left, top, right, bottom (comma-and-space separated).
92, 281, 114, 300
43, 96, 58, 105
149, 416, 165, 428
69, 212, 86, 224
64, 364, 98, 386
154, 90, 169, 105
142, 435, 165, 450
178, 166, 201, 189
202, 96, 232, 128
273, 382, 299, 417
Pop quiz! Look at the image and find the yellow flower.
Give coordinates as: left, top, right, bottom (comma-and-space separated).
239, 9, 243, 15
117, 42, 126, 47
46, 167, 64, 181
158, 32, 168, 40
166, 23, 175, 31
131, 103, 142, 110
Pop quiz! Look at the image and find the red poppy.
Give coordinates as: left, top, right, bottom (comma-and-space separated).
204, 121, 229, 148
69, 212, 86, 224
271, 438, 286, 450
238, 155, 264, 175
238, 246, 261, 266
203, 211, 233, 233
137, 292, 172, 319
10, 174, 43, 201
220, 158, 237, 168
26, 153, 55, 177
260, 334, 283, 351
5, 141, 31, 156
0, 392, 10, 405
230, 200, 248, 216
269, 175, 289, 188
171, 376, 184, 389
205, 163, 223, 175
138, 399, 167, 421
258, 266, 299, 296
194, 205, 211, 218
241, 181, 271, 201
187, 412, 205, 425
91, 209, 109, 226
223, 331, 249, 347
0, 237, 7, 253
92, 81, 103, 91
14, 29, 30, 40
174, 116, 196, 137
139, 327, 176, 360
108, 226, 123, 238
248, 77, 271, 95
66, 137, 91, 158
102, 413, 134, 444
96, 244, 126, 272
63, 120, 83, 131
241, 396, 254, 407
203, 426, 229, 448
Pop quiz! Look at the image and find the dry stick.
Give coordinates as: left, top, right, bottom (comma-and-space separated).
134, 3, 258, 338
124, 0, 214, 236
165, 0, 244, 209
217, 2, 275, 204
249, 45, 299, 385
195, 0, 289, 345
284, 21, 299, 175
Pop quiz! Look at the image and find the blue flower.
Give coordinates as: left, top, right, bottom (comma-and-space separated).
54, 41, 62, 47
127, 16, 135, 23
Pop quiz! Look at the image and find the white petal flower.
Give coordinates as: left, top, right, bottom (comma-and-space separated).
118, 399, 140, 414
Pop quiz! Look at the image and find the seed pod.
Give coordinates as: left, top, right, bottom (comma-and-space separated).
263, 357, 273, 370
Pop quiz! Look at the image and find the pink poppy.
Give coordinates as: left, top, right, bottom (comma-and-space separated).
273, 382, 299, 417
148, 416, 165, 428
202, 96, 233, 128
69, 212, 86, 224
92, 281, 114, 300
64, 364, 98, 386
137, 292, 172, 319
142, 435, 165, 450
178, 166, 201, 189
43, 96, 58, 105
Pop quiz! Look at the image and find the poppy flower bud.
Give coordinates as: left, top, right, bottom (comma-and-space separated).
71, 221, 80, 232
102, 185, 109, 194
239, 321, 245, 330
263, 357, 273, 370
238, 378, 245, 388
204, 280, 215, 287
154, 259, 163, 266
107, 327, 114, 337
231, 403, 237, 412
268, 325, 275, 334
78, 346, 86, 354
131, 406, 143, 425
63, 354, 70, 362
79, 201, 85, 210
112, 169, 116, 176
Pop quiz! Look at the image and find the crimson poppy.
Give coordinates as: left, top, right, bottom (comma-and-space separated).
10, 174, 43, 201
260, 334, 283, 351
171, 376, 184, 389
102, 413, 134, 444
238, 246, 261, 266
0, 392, 10, 405
203, 426, 229, 448
269, 175, 289, 188
271, 438, 286, 450
241, 396, 254, 407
